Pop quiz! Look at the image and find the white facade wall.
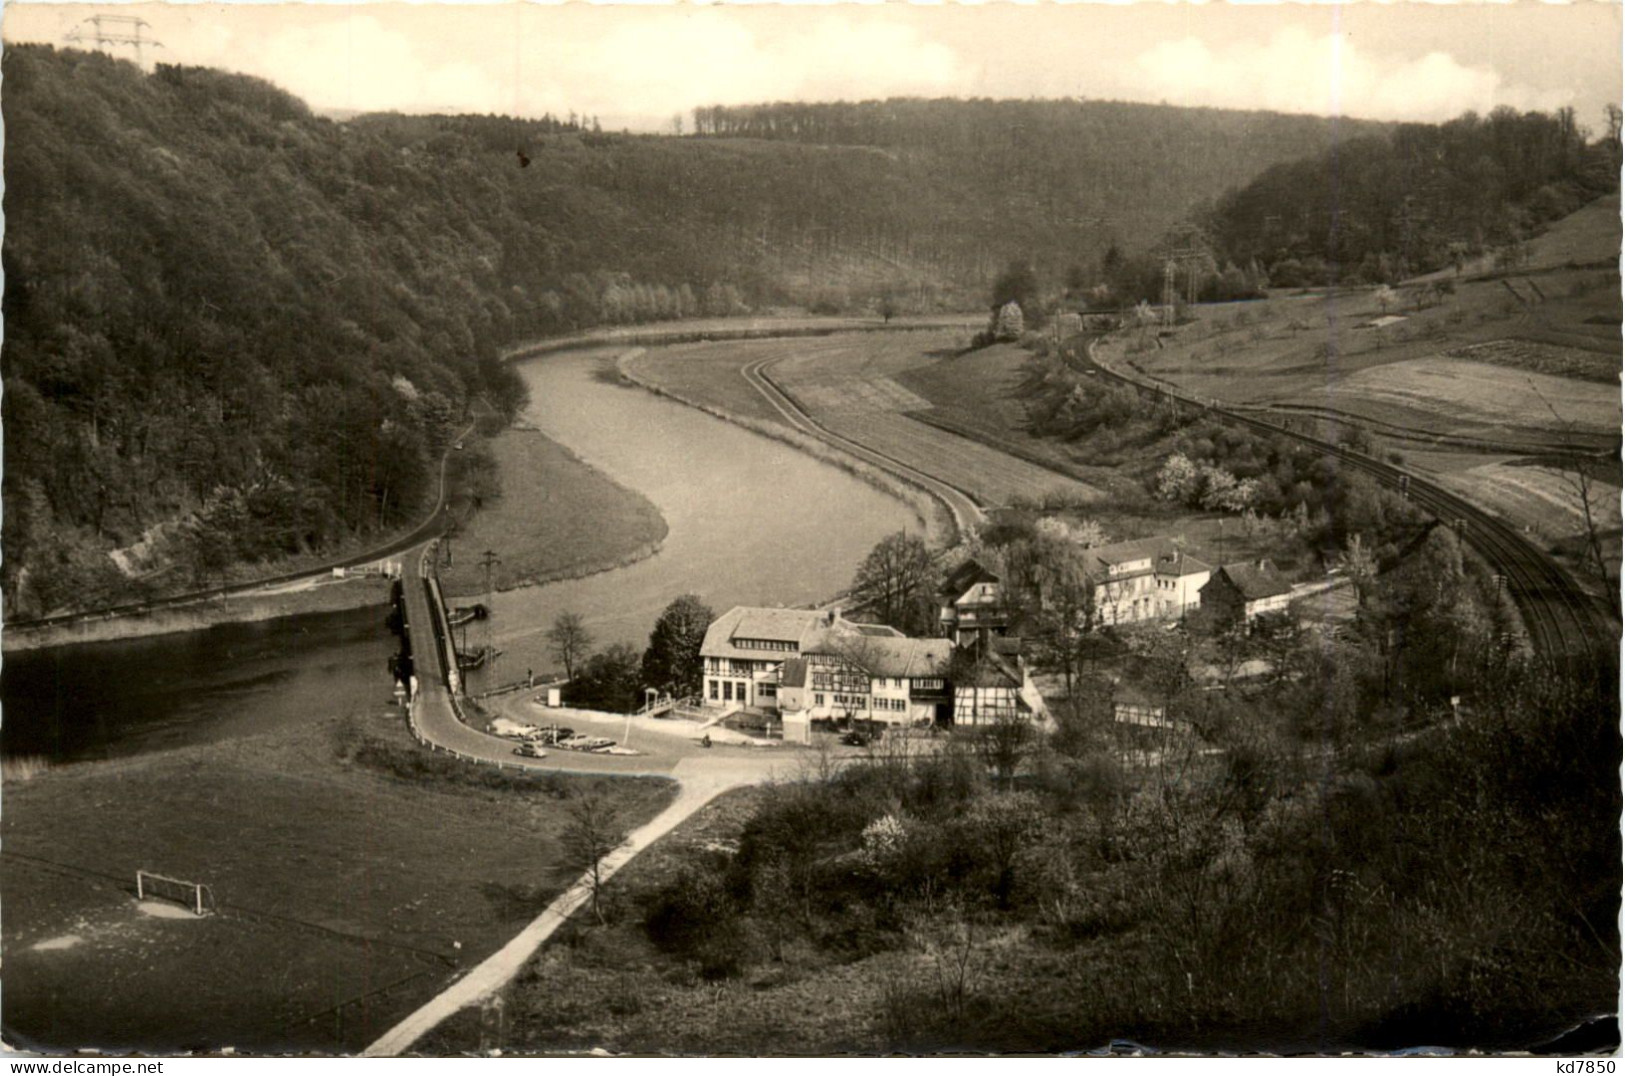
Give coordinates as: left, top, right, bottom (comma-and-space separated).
1160, 569, 1210, 617
1097, 564, 1209, 624
1245, 592, 1293, 619
703, 656, 784, 709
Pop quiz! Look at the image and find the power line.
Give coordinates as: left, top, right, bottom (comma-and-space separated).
65, 15, 163, 67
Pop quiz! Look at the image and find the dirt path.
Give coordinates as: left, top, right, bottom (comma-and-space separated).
361, 763, 744, 1057
372, 545, 805, 1055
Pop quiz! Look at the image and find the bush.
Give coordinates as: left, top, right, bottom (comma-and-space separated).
643, 866, 745, 979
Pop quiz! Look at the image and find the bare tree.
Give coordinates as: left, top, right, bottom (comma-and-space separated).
1337, 533, 1378, 609
850, 531, 939, 635
905, 898, 984, 1021
1530, 382, 1618, 615
557, 794, 623, 925
546, 611, 593, 682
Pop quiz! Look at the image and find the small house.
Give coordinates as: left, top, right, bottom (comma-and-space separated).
1200, 560, 1293, 627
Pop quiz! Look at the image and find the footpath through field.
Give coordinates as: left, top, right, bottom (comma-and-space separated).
374, 541, 799, 1054
361, 762, 743, 1057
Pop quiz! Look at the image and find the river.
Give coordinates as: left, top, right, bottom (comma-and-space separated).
2, 346, 921, 761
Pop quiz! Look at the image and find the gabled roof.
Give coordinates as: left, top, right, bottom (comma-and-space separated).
803, 629, 953, 680
1209, 562, 1292, 601
734, 607, 823, 643
702, 606, 904, 661
701, 606, 819, 661
1084, 536, 1212, 580
989, 635, 1024, 658
955, 648, 1026, 689
940, 558, 1000, 600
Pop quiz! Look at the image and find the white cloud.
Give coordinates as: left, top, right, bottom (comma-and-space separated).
1127, 26, 1570, 122
250, 15, 502, 114
521, 11, 971, 123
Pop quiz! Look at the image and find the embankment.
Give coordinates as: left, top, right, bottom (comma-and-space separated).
616, 349, 956, 547
436, 427, 669, 599
2, 577, 391, 653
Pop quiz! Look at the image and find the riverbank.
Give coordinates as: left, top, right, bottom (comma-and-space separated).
1, 575, 392, 654
616, 349, 955, 547
1, 698, 675, 1054
437, 427, 668, 599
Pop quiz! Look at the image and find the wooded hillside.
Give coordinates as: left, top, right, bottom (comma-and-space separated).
1203, 106, 1621, 285
2, 47, 1394, 617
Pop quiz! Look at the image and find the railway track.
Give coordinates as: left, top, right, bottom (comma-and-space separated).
740, 355, 985, 538
1074, 340, 1612, 661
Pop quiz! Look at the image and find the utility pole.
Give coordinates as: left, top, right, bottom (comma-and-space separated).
65, 15, 162, 67
480, 550, 501, 679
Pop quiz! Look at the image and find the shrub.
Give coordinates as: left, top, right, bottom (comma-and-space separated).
643, 866, 745, 979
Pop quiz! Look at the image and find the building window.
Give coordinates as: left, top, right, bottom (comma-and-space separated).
759, 684, 776, 698
709, 680, 719, 701
814, 693, 825, 707
723, 682, 733, 702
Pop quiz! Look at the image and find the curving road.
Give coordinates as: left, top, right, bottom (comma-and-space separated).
739, 354, 985, 539
375, 538, 816, 1055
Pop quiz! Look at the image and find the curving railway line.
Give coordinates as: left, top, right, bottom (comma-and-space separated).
1073, 339, 1613, 662
740, 355, 985, 538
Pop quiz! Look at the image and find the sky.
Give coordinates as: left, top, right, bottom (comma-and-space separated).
3, 2, 1620, 133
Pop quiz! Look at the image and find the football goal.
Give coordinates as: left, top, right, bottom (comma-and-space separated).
135, 870, 216, 916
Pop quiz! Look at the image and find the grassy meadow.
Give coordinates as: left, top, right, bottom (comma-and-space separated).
438, 429, 668, 599
1, 703, 674, 1054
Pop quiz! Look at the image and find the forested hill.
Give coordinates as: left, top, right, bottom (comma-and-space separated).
690, 99, 1389, 270
3, 47, 531, 617
2, 46, 1394, 618
1203, 108, 1621, 284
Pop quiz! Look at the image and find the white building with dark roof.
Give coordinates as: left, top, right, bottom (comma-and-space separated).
699, 606, 906, 711
700, 605, 962, 725
1081, 536, 1212, 624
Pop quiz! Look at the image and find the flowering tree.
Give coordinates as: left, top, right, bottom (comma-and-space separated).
1155, 452, 1201, 503
995, 301, 1025, 341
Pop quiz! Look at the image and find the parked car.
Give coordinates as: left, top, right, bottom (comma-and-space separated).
526, 725, 573, 745
513, 742, 548, 759
841, 730, 870, 747
488, 719, 540, 739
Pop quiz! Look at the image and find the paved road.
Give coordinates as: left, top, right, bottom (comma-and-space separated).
373, 543, 821, 1055
400, 542, 813, 780
739, 354, 985, 539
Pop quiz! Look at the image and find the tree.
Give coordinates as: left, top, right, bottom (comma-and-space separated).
961, 790, 1042, 906
1031, 542, 1102, 698
1155, 452, 1201, 503
642, 594, 715, 698
851, 531, 939, 636
994, 301, 1025, 341
557, 793, 624, 925
565, 643, 642, 712
1337, 533, 1378, 608
546, 611, 593, 681
991, 260, 1040, 318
